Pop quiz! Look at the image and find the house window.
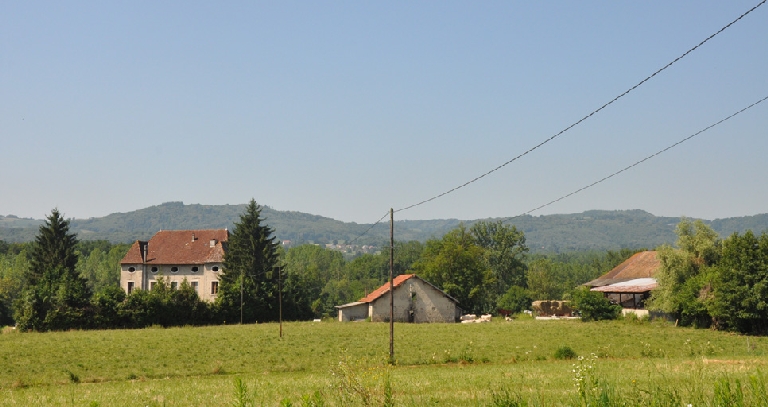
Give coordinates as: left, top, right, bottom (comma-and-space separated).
191, 266, 199, 272
211, 281, 219, 295
171, 266, 179, 273
191, 281, 199, 292
127, 281, 134, 294
128, 267, 135, 272
171, 282, 178, 290
150, 281, 156, 290
212, 266, 219, 272
151, 266, 158, 273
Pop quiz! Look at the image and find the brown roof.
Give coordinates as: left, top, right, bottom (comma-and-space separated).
584, 251, 660, 287
120, 229, 228, 265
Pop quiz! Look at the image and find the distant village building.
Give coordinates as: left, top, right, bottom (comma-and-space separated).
120, 229, 228, 302
584, 251, 660, 315
336, 274, 462, 323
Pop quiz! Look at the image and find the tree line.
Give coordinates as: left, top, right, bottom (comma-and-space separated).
8, 203, 764, 335
0, 201, 639, 331
647, 218, 768, 335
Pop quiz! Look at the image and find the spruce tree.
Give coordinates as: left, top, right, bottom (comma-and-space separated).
14, 209, 91, 331
218, 200, 279, 323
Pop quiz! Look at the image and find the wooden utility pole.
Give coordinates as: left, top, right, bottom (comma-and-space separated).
389, 208, 394, 364
240, 272, 244, 325
277, 266, 283, 338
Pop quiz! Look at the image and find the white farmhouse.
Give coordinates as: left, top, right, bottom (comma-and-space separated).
336, 274, 462, 323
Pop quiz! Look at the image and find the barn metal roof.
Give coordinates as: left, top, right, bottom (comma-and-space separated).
590, 278, 657, 294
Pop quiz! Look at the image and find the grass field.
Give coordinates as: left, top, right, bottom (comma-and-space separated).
2, 318, 768, 406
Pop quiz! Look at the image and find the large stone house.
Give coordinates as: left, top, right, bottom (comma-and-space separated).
120, 229, 228, 302
336, 274, 462, 323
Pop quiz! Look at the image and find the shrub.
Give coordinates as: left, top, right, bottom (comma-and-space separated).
554, 346, 577, 360
497, 286, 531, 314
571, 286, 621, 322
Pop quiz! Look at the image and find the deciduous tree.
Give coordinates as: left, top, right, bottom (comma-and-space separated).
572, 286, 621, 321
647, 219, 718, 327
526, 259, 563, 301
708, 231, 768, 334
471, 220, 528, 291
411, 225, 493, 314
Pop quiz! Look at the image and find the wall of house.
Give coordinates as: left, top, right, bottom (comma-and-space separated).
120, 262, 223, 302
338, 303, 368, 321
120, 264, 145, 294
370, 278, 460, 323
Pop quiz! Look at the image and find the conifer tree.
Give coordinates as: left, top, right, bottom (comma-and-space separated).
218, 200, 279, 323
14, 209, 91, 331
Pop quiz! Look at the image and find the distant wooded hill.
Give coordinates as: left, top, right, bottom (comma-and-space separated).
2, 202, 768, 252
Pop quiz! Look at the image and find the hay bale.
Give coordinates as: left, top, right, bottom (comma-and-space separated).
532, 300, 573, 317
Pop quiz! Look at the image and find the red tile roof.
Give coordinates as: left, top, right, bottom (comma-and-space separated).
359, 274, 415, 303
584, 251, 660, 287
120, 229, 228, 265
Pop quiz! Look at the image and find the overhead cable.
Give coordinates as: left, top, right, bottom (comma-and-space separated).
500, 94, 768, 222
347, 210, 390, 245
393, 0, 766, 215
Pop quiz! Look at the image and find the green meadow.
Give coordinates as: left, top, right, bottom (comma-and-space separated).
2, 318, 768, 406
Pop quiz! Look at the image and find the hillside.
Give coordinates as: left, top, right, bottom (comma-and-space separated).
2, 202, 768, 252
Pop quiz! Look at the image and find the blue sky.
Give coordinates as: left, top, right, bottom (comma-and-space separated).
2, 1, 767, 224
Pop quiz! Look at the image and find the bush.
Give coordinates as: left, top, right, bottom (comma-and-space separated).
554, 346, 577, 360
571, 286, 621, 322
497, 286, 532, 314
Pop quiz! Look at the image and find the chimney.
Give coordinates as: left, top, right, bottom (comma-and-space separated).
192, 233, 197, 242
142, 242, 148, 263
210, 239, 217, 248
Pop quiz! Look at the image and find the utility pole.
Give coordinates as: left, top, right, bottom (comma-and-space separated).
275, 265, 283, 338
389, 208, 394, 364
240, 272, 244, 325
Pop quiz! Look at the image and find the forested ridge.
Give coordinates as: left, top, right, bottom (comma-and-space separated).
2, 202, 768, 252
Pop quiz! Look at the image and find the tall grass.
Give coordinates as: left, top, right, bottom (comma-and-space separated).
2, 319, 768, 406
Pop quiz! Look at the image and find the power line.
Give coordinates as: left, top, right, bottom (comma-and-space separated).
393, 0, 766, 215
500, 94, 768, 223
350, 93, 767, 244
346, 0, 766, 244
347, 210, 390, 245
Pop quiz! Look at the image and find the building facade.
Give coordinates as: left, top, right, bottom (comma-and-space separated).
120, 229, 228, 302
336, 274, 462, 323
